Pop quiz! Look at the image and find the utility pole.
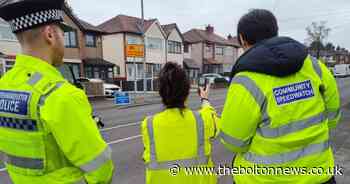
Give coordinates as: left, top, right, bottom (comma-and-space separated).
141, 0, 147, 92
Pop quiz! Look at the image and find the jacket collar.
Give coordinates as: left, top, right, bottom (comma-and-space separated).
14, 54, 64, 80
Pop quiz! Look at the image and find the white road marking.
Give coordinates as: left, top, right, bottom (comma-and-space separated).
101, 122, 141, 132
107, 135, 142, 145
0, 168, 6, 172
100, 104, 224, 132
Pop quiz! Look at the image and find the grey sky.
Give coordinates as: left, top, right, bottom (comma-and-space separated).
68, 0, 350, 48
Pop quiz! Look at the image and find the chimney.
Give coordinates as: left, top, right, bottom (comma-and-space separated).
227, 34, 233, 40
206, 24, 214, 34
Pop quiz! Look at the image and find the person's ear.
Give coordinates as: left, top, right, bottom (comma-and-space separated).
239, 34, 247, 49
42, 25, 55, 45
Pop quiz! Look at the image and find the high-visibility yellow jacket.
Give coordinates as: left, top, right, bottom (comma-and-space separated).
220, 56, 341, 184
0, 54, 114, 184
142, 102, 220, 184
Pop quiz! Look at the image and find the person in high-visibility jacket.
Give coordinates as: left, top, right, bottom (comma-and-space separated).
220, 9, 340, 184
0, 1, 114, 183
142, 62, 219, 184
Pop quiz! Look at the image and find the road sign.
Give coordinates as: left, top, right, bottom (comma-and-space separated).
126, 44, 144, 58
115, 92, 131, 105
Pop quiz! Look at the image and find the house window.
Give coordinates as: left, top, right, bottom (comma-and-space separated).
108, 68, 113, 78
216, 47, 224, 55
64, 63, 80, 78
0, 25, 17, 41
153, 64, 161, 78
5, 60, 15, 72
206, 44, 212, 53
142, 64, 151, 78
94, 67, 99, 78
85, 66, 93, 78
137, 64, 144, 79
168, 41, 182, 54
114, 66, 120, 76
127, 36, 142, 44
127, 64, 136, 81
184, 44, 189, 53
64, 30, 78, 48
146, 37, 163, 50
85, 34, 96, 47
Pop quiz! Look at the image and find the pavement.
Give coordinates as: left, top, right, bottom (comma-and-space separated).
0, 79, 350, 184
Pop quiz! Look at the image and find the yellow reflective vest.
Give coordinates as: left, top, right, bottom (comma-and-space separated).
220, 56, 341, 184
142, 102, 219, 184
0, 55, 114, 184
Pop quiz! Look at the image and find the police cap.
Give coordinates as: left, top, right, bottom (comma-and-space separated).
0, 0, 71, 33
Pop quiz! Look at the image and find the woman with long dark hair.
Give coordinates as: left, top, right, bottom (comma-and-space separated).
141, 62, 219, 184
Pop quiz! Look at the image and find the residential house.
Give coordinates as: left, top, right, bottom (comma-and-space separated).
161, 23, 184, 66
334, 49, 350, 64
98, 15, 167, 91
63, 7, 116, 82
0, 18, 20, 77
183, 25, 240, 77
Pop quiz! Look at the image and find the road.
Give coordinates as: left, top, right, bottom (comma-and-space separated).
1, 78, 350, 184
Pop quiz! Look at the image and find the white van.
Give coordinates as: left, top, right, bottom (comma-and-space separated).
333, 64, 350, 78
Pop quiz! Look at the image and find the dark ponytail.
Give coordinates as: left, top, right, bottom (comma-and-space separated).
159, 62, 190, 110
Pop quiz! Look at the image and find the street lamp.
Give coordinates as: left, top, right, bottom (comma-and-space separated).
141, 0, 147, 93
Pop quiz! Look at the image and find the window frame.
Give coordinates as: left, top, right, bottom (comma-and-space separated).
146, 37, 163, 50
85, 34, 97, 47
64, 30, 78, 48
0, 24, 17, 41
215, 46, 224, 56
168, 41, 182, 54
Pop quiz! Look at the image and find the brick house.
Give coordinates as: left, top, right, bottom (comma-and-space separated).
63, 7, 117, 82
98, 15, 167, 91
183, 25, 241, 76
161, 23, 184, 66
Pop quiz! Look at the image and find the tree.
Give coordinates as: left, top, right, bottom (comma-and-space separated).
325, 42, 335, 51
309, 41, 325, 51
306, 21, 331, 59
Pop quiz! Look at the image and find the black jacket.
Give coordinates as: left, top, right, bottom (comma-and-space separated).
230, 37, 308, 80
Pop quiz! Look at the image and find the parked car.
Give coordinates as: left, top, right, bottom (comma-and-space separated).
202, 73, 230, 84
77, 78, 121, 97
103, 83, 121, 97
334, 64, 350, 78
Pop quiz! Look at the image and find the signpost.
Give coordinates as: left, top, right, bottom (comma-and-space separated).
115, 92, 131, 105
126, 44, 144, 58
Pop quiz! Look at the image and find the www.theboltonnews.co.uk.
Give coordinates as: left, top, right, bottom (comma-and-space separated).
169, 165, 344, 176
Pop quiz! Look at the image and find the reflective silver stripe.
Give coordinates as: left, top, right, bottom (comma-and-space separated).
327, 109, 341, 121
4, 154, 43, 170
147, 116, 157, 166
218, 131, 250, 148
311, 57, 322, 80
257, 112, 326, 138
27, 72, 43, 86
193, 111, 205, 157
231, 76, 270, 126
146, 112, 208, 170
38, 82, 64, 107
244, 140, 330, 165
147, 156, 209, 170
80, 146, 112, 172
